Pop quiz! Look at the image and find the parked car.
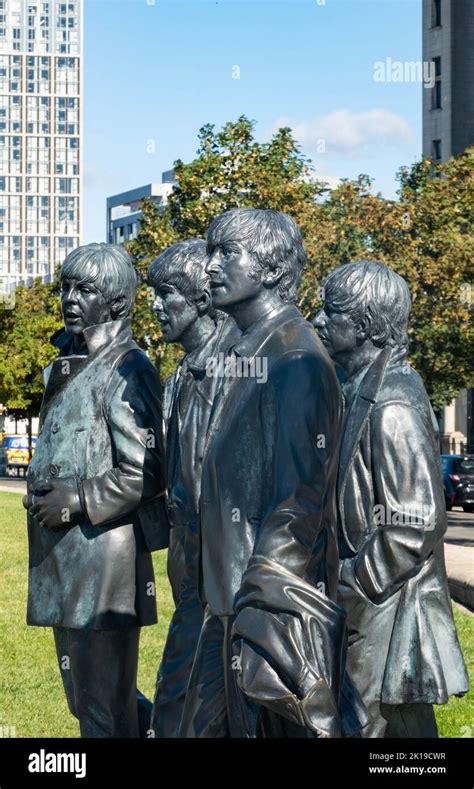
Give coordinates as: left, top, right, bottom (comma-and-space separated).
441, 454, 474, 512
0, 434, 37, 477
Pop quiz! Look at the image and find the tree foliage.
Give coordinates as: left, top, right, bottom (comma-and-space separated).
0, 117, 472, 412
299, 155, 474, 407
128, 116, 473, 408
0, 278, 62, 443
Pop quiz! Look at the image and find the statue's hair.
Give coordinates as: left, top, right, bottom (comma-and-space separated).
206, 208, 306, 303
61, 242, 137, 316
322, 260, 411, 350
148, 238, 221, 323
148, 239, 209, 302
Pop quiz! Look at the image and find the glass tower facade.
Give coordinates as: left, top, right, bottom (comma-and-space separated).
0, 0, 81, 284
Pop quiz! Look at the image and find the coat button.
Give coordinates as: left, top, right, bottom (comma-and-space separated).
49, 464, 60, 476
51, 423, 60, 434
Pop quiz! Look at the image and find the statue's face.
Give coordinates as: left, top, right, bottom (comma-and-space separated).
206, 239, 261, 309
312, 304, 358, 362
151, 284, 198, 343
61, 277, 113, 336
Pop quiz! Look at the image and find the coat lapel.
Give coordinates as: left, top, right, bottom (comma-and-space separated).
337, 347, 392, 529
202, 362, 241, 457
39, 356, 88, 425
203, 310, 300, 459
39, 319, 133, 426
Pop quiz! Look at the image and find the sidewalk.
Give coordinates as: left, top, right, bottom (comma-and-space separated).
1, 478, 473, 610
0, 478, 26, 494
444, 543, 474, 610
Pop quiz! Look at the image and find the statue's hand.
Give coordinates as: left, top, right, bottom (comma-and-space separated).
22, 484, 52, 510
29, 479, 82, 529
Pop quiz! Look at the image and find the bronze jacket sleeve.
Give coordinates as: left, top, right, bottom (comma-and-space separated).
353, 401, 446, 604
250, 351, 339, 578
80, 350, 165, 526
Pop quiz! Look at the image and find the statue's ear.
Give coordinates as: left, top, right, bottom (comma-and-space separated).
110, 295, 127, 318
263, 266, 283, 288
196, 288, 211, 316
355, 316, 370, 343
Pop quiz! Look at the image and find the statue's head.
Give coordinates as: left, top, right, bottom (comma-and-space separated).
313, 259, 411, 366
148, 239, 213, 344
205, 208, 306, 310
60, 242, 137, 337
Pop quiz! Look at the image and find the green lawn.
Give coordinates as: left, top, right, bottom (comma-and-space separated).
0, 491, 173, 737
0, 491, 472, 738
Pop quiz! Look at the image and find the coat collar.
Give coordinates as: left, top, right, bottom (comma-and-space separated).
50, 317, 132, 358
231, 302, 301, 361
182, 317, 237, 377
352, 345, 393, 404
202, 302, 303, 460
337, 346, 393, 551
41, 318, 133, 417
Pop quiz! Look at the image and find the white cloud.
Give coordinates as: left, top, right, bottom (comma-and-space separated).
302, 171, 341, 190
272, 109, 414, 156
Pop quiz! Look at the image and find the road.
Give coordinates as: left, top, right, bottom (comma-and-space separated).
445, 509, 474, 546
0, 477, 26, 493
1, 477, 473, 542
0, 477, 27, 494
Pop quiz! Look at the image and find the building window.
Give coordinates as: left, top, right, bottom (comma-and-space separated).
432, 57, 442, 109
432, 139, 442, 161
432, 0, 442, 28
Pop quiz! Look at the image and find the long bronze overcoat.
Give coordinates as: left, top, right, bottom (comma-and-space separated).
27, 318, 167, 630
337, 348, 468, 709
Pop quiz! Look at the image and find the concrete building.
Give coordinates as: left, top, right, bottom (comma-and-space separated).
423, 0, 474, 164
0, 0, 82, 287
422, 0, 474, 453
106, 170, 176, 245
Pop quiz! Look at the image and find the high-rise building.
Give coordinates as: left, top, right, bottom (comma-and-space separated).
0, 0, 82, 286
422, 0, 474, 453
423, 0, 474, 164
106, 171, 176, 245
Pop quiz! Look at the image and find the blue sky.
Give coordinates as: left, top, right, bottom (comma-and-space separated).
83, 0, 423, 242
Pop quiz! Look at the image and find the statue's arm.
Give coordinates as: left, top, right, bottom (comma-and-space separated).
352, 400, 446, 604
79, 351, 165, 526
246, 351, 340, 578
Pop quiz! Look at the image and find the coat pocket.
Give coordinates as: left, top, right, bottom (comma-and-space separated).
72, 429, 88, 479
137, 496, 170, 552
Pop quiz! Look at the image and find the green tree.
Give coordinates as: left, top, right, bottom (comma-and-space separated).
0, 278, 63, 453
127, 202, 180, 380
1, 120, 471, 414
299, 152, 474, 408
128, 115, 473, 407
127, 115, 326, 380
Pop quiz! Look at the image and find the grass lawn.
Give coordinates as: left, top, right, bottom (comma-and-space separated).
0, 492, 173, 737
0, 490, 472, 738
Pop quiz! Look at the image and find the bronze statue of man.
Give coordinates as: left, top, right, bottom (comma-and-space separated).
178, 209, 354, 738
147, 239, 240, 737
23, 242, 167, 737
313, 259, 469, 737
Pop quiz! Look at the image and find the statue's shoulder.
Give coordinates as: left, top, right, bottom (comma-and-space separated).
105, 337, 159, 390
266, 310, 319, 355
375, 361, 433, 423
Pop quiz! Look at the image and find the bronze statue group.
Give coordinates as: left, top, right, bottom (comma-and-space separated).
23, 208, 468, 738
